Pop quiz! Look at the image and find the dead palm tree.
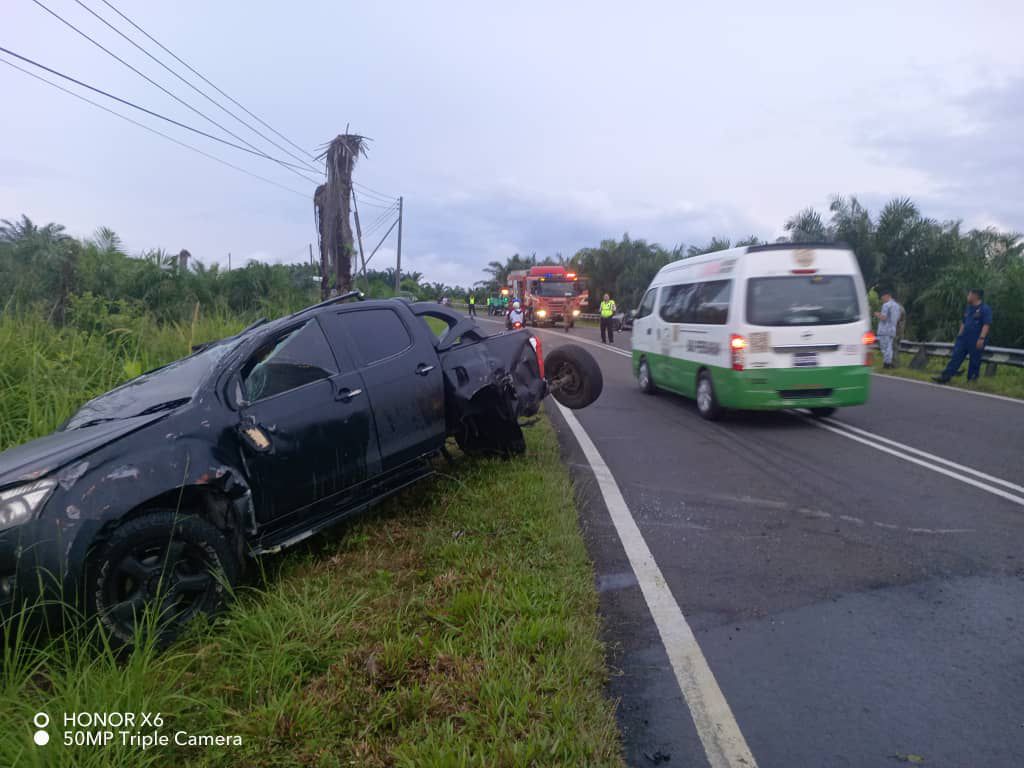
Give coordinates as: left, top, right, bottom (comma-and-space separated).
315, 134, 367, 298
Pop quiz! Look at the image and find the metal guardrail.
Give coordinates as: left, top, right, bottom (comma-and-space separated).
895, 339, 1024, 373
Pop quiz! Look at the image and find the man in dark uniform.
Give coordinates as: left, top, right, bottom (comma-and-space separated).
933, 288, 993, 384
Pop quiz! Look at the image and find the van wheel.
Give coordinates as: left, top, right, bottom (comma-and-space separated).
696, 371, 722, 420
638, 359, 657, 394
810, 407, 836, 419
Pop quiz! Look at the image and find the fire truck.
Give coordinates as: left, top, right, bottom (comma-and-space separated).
507, 265, 589, 330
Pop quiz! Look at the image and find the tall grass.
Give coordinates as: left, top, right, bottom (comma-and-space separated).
0, 307, 246, 452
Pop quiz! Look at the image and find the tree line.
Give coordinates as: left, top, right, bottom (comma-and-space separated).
478, 196, 1023, 347
0, 215, 469, 328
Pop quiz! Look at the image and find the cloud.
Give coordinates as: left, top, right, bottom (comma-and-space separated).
859, 78, 1024, 232
398, 184, 762, 287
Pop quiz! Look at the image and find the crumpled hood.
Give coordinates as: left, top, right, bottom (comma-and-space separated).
0, 414, 167, 490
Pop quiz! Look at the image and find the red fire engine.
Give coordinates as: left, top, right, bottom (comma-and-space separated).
506, 265, 589, 331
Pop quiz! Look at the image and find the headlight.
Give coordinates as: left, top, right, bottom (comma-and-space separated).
572, 309, 581, 317
0, 479, 57, 532
536, 310, 547, 318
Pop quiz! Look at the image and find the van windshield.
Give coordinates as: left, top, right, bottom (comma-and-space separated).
746, 275, 860, 326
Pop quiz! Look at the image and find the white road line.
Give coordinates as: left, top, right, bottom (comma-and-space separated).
874, 371, 1024, 406
821, 417, 1024, 494
803, 417, 1024, 508
553, 400, 758, 768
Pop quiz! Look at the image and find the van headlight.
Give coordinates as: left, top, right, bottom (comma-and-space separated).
0, 479, 57, 532
572, 309, 581, 317
536, 309, 547, 318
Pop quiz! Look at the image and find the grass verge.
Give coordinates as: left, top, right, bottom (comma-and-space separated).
872, 352, 1024, 400
1, 415, 622, 768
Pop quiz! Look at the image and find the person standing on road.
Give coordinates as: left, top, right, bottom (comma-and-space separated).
874, 289, 902, 368
468, 293, 477, 316
600, 293, 617, 343
933, 288, 993, 384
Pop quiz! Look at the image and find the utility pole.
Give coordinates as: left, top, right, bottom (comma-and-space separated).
395, 196, 403, 294
308, 242, 313, 267
352, 192, 367, 292
228, 252, 231, 271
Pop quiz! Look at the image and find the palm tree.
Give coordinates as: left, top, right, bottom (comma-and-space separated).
784, 208, 829, 243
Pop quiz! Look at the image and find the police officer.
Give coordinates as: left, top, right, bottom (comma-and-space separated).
933, 288, 993, 384
599, 293, 617, 343
468, 293, 477, 316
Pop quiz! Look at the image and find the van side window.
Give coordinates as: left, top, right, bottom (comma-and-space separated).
692, 280, 732, 325
636, 288, 658, 319
659, 284, 695, 323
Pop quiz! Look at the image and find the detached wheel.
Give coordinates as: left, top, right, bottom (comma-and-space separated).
88, 510, 239, 647
810, 407, 836, 419
696, 371, 723, 421
638, 358, 657, 394
546, 344, 603, 409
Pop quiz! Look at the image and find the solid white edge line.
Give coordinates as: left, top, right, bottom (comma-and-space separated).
874, 371, 1024, 406
553, 400, 758, 768
805, 418, 1024, 507
821, 417, 1024, 494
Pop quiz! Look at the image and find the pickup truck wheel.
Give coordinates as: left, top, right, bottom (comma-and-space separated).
88, 511, 239, 648
546, 345, 603, 409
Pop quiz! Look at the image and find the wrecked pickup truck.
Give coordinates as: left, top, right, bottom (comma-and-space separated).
0, 293, 602, 645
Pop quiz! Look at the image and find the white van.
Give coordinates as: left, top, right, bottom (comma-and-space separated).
631, 243, 873, 419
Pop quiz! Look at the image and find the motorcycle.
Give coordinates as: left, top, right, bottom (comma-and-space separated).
506, 307, 525, 330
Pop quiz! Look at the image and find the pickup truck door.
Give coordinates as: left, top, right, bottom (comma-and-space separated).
319, 306, 446, 471
235, 319, 380, 524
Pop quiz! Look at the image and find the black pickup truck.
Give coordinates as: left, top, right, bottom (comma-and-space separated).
0, 294, 601, 645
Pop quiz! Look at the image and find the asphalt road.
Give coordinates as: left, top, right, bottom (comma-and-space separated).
477, 314, 1024, 768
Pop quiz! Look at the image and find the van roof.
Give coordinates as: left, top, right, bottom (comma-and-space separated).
651, 241, 855, 284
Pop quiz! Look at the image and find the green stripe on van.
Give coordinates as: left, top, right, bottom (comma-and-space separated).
633, 351, 870, 410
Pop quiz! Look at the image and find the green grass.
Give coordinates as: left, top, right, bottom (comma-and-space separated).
1, 419, 622, 767
872, 350, 1024, 399
0, 308, 242, 452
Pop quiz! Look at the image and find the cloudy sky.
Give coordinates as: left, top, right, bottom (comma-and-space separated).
2, 0, 1022, 286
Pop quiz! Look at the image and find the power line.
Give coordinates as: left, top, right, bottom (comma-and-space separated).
354, 181, 399, 202
357, 198, 400, 210
69, 0, 321, 175
361, 203, 399, 237
0, 55, 307, 198
29, 0, 318, 185
99, 0, 317, 163
0, 46, 316, 180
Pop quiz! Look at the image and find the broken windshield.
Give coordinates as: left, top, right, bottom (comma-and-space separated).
62, 340, 240, 430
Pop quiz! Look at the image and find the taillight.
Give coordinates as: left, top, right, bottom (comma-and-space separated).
862, 331, 875, 366
529, 334, 544, 378
730, 334, 747, 371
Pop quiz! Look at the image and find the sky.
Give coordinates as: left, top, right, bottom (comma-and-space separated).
2, 0, 1022, 287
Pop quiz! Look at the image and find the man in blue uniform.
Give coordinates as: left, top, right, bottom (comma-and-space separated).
933, 288, 993, 384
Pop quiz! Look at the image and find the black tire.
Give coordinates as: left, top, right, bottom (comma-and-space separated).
696, 370, 723, 421
810, 407, 836, 419
637, 358, 657, 394
546, 344, 603, 409
87, 510, 239, 648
